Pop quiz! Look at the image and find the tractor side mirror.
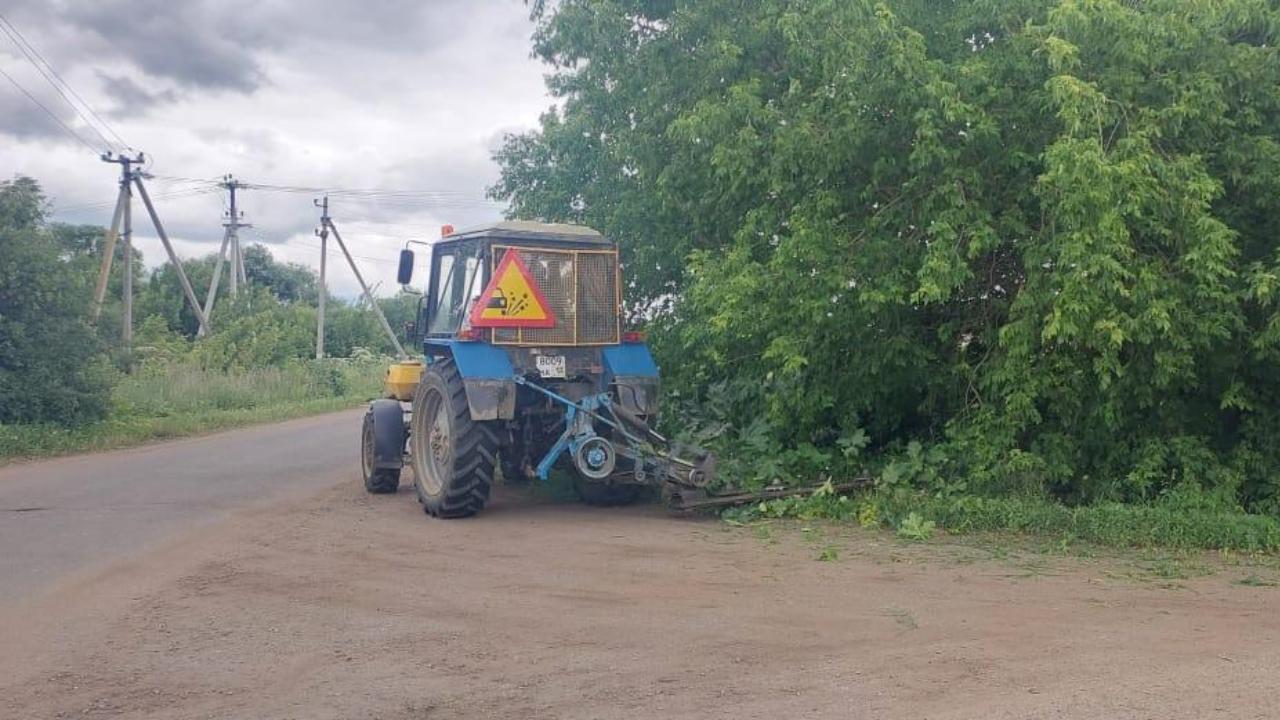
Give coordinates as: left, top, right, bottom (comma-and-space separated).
396, 249, 415, 285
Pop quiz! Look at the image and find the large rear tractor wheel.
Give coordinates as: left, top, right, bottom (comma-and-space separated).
361, 408, 401, 494
409, 360, 497, 518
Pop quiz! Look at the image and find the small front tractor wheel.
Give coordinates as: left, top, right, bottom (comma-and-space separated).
361, 405, 402, 494
573, 477, 643, 507
408, 360, 497, 518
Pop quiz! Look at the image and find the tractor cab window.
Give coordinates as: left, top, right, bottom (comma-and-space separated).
427, 244, 484, 335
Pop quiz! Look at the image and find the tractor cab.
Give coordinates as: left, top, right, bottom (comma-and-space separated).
416, 221, 620, 344
364, 221, 704, 518
397, 221, 658, 418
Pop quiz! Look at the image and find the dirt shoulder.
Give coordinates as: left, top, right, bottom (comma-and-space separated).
4, 481, 1279, 720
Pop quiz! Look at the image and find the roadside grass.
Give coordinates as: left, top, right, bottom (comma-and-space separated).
874, 492, 1280, 554
723, 486, 1280, 556
738, 513, 1280, 587
0, 359, 385, 463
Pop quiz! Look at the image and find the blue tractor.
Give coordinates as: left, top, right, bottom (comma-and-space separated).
360, 221, 715, 518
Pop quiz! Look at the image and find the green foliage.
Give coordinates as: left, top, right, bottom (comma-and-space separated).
726, 486, 1280, 552
242, 243, 318, 303
191, 302, 317, 371
497, 0, 1280, 514
2, 174, 401, 436
0, 356, 386, 461
1236, 574, 1277, 587
875, 489, 1280, 552
114, 358, 380, 417
0, 177, 116, 425
896, 512, 937, 542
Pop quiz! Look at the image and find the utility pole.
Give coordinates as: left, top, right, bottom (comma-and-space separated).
122, 160, 133, 350
199, 175, 251, 336
224, 176, 250, 297
199, 225, 232, 337
93, 152, 143, 350
90, 151, 211, 354
90, 179, 125, 321
315, 197, 327, 359
133, 175, 211, 337
315, 197, 406, 358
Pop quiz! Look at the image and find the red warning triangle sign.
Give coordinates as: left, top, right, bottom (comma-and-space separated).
468, 248, 557, 328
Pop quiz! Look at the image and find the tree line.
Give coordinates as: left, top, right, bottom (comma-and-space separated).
0, 176, 412, 427
492, 0, 1280, 513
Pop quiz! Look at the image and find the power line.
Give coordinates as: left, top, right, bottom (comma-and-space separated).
149, 174, 502, 204
0, 12, 123, 152
55, 186, 219, 213
0, 63, 98, 153
243, 227, 399, 266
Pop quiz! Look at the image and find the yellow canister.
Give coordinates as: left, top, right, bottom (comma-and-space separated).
383, 360, 424, 401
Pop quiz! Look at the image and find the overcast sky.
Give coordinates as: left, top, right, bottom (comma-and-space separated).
0, 0, 550, 297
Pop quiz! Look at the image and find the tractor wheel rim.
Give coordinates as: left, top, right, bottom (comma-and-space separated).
418, 388, 449, 495
361, 419, 374, 477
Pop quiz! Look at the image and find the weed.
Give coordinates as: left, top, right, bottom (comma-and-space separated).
817, 546, 840, 562
857, 502, 880, 529
896, 512, 936, 542
1236, 574, 1277, 587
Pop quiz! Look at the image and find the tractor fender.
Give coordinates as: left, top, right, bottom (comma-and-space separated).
462, 379, 517, 420
601, 343, 659, 379
366, 399, 407, 471
603, 343, 660, 415
425, 340, 517, 421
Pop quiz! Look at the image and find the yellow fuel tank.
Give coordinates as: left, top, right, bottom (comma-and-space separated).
384, 360, 424, 401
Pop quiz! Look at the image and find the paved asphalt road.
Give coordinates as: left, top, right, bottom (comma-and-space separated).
0, 409, 363, 604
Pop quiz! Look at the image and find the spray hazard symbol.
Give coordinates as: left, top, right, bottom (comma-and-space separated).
468, 248, 557, 328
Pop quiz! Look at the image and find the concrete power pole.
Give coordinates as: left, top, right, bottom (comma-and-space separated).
224, 176, 250, 297
90, 152, 211, 355
314, 197, 406, 359
133, 175, 211, 337
199, 175, 252, 336
92, 152, 142, 351
314, 197, 328, 359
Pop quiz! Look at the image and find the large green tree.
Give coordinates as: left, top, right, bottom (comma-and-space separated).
493, 1, 1280, 509
0, 177, 115, 425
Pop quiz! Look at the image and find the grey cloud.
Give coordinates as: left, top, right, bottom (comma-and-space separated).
0, 83, 75, 141
63, 0, 267, 92
14, 0, 499, 94
6, 0, 541, 281
97, 72, 178, 117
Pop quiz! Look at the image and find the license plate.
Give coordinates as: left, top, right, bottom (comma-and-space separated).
535, 354, 566, 379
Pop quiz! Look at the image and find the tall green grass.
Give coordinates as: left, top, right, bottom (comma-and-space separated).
725, 486, 1280, 553
114, 361, 380, 416
872, 492, 1280, 553
0, 358, 387, 462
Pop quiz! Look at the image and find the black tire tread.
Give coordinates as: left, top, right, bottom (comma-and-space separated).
412, 360, 497, 518
365, 469, 400, 494
361, 410, 401, 494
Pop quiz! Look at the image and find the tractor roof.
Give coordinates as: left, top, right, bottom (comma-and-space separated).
445, 220, 610, 246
